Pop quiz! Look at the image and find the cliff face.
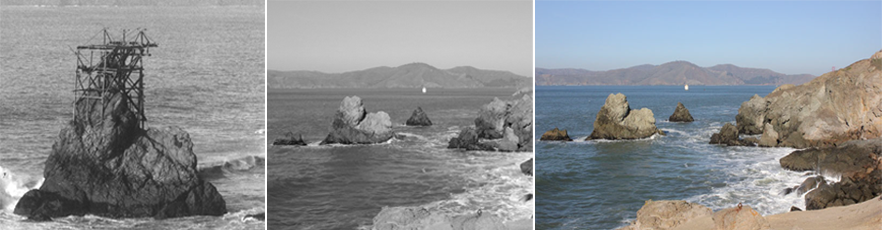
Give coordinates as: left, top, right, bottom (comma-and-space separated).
14, 90, 225, 220
734, 50, 882, 148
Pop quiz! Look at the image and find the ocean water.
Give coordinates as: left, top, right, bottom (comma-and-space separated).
0, 6, 265, 229
536, 85, 812, 230
267, 88, 534, 230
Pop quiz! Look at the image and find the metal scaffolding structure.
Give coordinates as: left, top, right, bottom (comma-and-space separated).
73, 29, 157, 128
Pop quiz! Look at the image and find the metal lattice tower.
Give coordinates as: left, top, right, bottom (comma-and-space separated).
74, 29, 157, 128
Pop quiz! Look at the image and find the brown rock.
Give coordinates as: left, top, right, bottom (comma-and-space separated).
669, 102, 695, 122
540, 128, 572, 141
758, 123, 779, 147
618, 200, 712, 230
712, 204, 770, 230
588, 93, 664, 140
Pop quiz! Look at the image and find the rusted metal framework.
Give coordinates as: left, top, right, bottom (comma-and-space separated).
74, 29, 157, 128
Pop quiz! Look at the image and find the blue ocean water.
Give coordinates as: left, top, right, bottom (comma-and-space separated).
0, 6, 265, 229
267, 88, 534, 230
536, 85, 811, 230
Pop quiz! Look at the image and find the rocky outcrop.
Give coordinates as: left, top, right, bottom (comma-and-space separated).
709, 122, 757, 146
617, 200, 711, 230
587, 93, 664, 140
449, 89, 533, 152
272, 131, 307, 146
520, 158, 533, 176
668, 102, 694, 122
405, 107, 433, 126
779, 138, 882, 210
733, 50, 882, 148
540, 128, 572, 141
758, 123, 779, 147
372, 206, 505, 230
14, 90, 225, 220
321, 96, 395, 144
712, 204, 770, 230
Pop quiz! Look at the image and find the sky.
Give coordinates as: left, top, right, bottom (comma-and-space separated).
268, 0, 533, 77
536, 1, 882, 76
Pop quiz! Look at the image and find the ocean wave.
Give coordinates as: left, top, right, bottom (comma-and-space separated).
0, 165, 43, 213
198, 155, 265, 180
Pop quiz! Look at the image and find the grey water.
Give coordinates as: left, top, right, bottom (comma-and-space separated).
267, 88, 533, 230
0, 6, 265, 229
536, 85, 810, 230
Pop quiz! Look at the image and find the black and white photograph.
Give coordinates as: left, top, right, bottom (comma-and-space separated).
0, 1, 266, 229
266, 0, 534, 229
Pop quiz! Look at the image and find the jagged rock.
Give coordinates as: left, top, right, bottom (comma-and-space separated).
322, 96, 394, 144
758, 123, 779, 147
450, 89, 533, 152
14, 91, 225, 219
733, 50, 882, 148
712, 204, 770, 230
480, 127, 519, 151
796, 176, 826, 196
668, 102, 694, 122
540, 128, 572, 141
272, 131, 306, 146
710, 123, 742, 146
617, 200, 711, 230
475, 98, 509, 139
448, 127, 492, 151
520, 158, 533, 176
405, 107, 433, 126
372, 206, 505, 230
588, 93, 664, 140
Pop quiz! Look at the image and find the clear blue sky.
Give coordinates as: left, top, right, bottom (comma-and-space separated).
536, 1, 882, 76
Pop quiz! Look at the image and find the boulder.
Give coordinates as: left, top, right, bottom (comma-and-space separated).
733, 50, 882, 148
480, 127, 519, 152
450, 89, 533, 152
474, 98, 509, 139
758, 123, 779, 147
322, 96, 395, 144
710, 123, 747, 146
405, 107, 433, 126
540, 128, 572, 141
712, 204, 770, 230
272, 131, 307, 146
617, 200, 712, 230
372, 206, 505, 230
668, 102, 694, 122
14, 90, 225, 219
588, 93, 664, 140
520, 158, 533, 176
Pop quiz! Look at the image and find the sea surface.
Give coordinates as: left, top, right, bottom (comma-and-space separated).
0, 6, 265, 229
536, 85, 813, 230
267, 88, 534, 230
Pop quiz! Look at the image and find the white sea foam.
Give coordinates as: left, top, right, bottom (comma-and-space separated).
0, 166, 43, 213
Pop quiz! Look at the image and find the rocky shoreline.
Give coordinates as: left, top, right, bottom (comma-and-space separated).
448, 88, 533, 152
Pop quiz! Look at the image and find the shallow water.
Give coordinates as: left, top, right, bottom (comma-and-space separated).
0, 6, 265, 229
267, 88, 534, 230
536, 85, 811, 230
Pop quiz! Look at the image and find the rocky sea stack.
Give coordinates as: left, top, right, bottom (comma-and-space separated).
540, 128, 572, 141
587, 93, 664, 140
321, 96, 395, 144
448, 88, 533, 152
668, 102, 694, 122
14, 90, 225, 220
733, 50, 882, 148
272, 131, 307, 146
405, 107, 433, 126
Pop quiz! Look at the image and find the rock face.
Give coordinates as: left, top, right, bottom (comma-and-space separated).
779, 138, 882, 210
668, 102, 694, 122
322, 96, 395, 144
758, 123, 779, 147
405, 107, 433, 126
617, 200, 711, 230
448, 89, 533, 152
372, 206, 505, 230
14, 91, 225, 220
520, 158, 533, 176
709, 122, 757, 146
540, 128, 572, 141
733, 50, 882, 148
588, 93, 664, 140
712, 204, 770, 230
272, 131, 307, 146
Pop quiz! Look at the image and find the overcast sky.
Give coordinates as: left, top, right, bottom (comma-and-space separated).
537, 1, 882, 76
268, 0, 533, 77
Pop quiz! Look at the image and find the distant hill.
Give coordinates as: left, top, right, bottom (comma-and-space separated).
268, 63, 531, 89
536, 61, 816, 86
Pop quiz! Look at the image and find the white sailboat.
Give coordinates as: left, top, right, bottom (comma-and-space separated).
684, 84, 689, 91
422, 87, 426, 94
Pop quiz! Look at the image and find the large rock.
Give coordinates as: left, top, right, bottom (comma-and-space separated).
520, 158, 533, 176
617, 200, 711, 230
733, 50, 882, 148
540, 128, 572, 141
668, 102, 694, 122
588, 93, 664, 140
475, 98, 509, 139
449, 89, 533, 152
322, 96, 395, 144
372, 206, 505, 230
712, 204, 771, 230
758, 123, 779, 147
709, 122, 755, 146
405, 107, 433, 126
480, 127, 519, 152
272, 131, 307, 146
14, 91, 225, 220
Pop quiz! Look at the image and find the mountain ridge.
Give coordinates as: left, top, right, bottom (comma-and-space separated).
536, 61, 816, 86
269, 63, 531, 89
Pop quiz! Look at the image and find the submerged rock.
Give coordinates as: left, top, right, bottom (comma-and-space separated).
272, 131, 307, 146
14, 91, 225, 219
668, 102, 694, 122
617, 200, 711, 230
540, 128, 572, 141
587, 93, 664, 140
449, 89, 533, 152
405, 107, 433, 126
321, 96, 394, 144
